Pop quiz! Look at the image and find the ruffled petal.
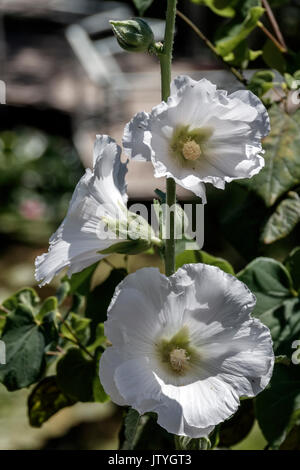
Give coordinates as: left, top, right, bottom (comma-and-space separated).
105, 268, 179, 350
100, 263, 274, 437
229, 89, 270, 138
35, 135, 129, 286
122, 111, 152, 162
158, 375, 239, 429
114, 356, 214, 437
99, 348, 127, 406
172, 263, 256, 332
92, 135, 128, 208
123, 75, 270, 198
199, 317, 274, 397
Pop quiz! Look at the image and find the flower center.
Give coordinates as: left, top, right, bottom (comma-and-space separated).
182, 140, 201, 161
169, 125, 213, 166
169, 348, 190, 374
156, 325, 198, 377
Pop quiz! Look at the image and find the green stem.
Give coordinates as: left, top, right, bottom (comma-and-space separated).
159, 0, 177, 277
165, 178, 176, 276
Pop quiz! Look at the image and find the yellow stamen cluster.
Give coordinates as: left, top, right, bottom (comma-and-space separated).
182, 140, 202, 161
169, 348, 190, 374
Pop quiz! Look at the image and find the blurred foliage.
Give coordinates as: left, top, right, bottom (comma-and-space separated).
1, 0, 300, 452
0, 128, 83, 244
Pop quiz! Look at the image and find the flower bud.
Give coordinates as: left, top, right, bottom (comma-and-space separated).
109, 18, 155, 53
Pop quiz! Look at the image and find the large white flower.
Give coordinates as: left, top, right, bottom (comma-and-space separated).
123, 75, 270, 202
35, 135, 157, 286
100, 263, 274, 438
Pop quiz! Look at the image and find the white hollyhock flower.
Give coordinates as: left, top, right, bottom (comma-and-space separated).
123, 75, 270, 202
35, 135, 157, 286
100, 263, 274, 438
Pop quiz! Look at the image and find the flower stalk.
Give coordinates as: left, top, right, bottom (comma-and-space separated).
159, 0, 178, 276
176, 9, 248, 86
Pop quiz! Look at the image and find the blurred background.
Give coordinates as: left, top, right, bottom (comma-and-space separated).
0, 0, 300, 450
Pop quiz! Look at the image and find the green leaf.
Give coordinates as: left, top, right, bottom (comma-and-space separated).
28, 376, 76, 427
175, 435, 211, 450
56, 346, 107, 404
56, 281, 70, 305
41, 311, 59, 348
261, 297, 300, 356
132, 0, 154, 16
215, 7, 264, 57
119, 411, 174, 450
195, 250, 235, 274
36, 296, 58, 322
284, 73, 295, 90
261, 192, 300, 244
61, 313, 91, 345
175, 250, 198, 270
66, 263, 98, 296
280, 424, 300, 450
2, 287, 40, 314
0, 313, 6, 336
121, 409, 149, 450
175, 249, 235, 274
285, 247, 300, 292
256, 363, 300, 448
88, 323, 106, 352
86, 268, 127, 340
262, 39, 286, 74
56, 348, 95, 402
191, 0, 237, 18
240, 105, 300, 207
248, 70, 276, 98
223, 40, 262, 69
239, 0, 262, 16
238, 257, 294, 316
238, 257, 300, 356
92, 348, 109, 403
0, 305, 47, 390
99, 239, 150, 255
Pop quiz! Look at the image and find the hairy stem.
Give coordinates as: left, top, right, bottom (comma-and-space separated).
159, 0, 178, 277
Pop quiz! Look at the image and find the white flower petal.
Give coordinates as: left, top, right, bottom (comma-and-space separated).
229, 89, 270, 138
100, 263, 274, 437
199, 317, 274, 397
122, 111, 152, 161
99, 348, 127, 406
157, 404, 214, 439
123, 75, 270, 198
114, 356, 214, 437
35, 135, 129, 286
93, 135, 128, 207
158, 376, 239, 429
173, 263, 256, 330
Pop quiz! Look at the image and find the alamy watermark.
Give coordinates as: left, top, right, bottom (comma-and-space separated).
95, 202, 204, 250
0, 340, 5, 365
292, 340, 300, 365
289, 79, 300, 105
0, 80, 6, 104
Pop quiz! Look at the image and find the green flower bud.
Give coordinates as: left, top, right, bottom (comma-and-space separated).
109, 18, 155, 53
